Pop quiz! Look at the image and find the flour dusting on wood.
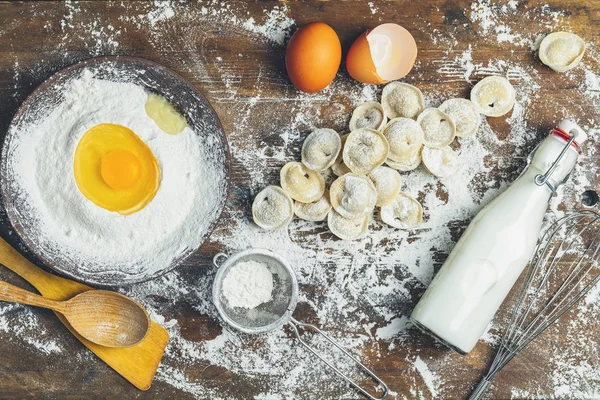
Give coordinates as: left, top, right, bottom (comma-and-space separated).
2, 1, 600, 399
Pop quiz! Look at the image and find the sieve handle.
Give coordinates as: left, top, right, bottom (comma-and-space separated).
289, 317, 389, 400
213, 253, 228, 268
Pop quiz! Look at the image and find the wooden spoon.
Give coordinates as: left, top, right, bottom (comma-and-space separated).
0, 281, 150, 348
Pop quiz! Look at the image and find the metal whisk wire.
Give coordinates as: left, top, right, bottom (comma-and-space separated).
469, 211, 600, 400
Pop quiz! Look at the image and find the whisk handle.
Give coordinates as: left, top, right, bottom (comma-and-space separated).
467, 377, 493, 400
289, 317, 389, 400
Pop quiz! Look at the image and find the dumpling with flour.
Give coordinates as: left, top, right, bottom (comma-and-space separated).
349, 101, 387, 131
342, 128, 389, 175
294, 190, 332, 221
280, 162, 325, 203
380, 192, 423, 229
381, 82, 425, 119
368, 166, 402, 207
539, 32, 585, 73
381, 117, 424, 171
330, 173, 377, 219
301, 128, 342, 171
252, 186, 294, 230
328, 210, 369, 241
417, 108, 456, 148
422, 146, 460, 178
438, 98, 480, 138
470, 76, 515, 117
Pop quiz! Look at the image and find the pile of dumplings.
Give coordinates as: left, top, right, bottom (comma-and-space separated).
252, 76, 516, 240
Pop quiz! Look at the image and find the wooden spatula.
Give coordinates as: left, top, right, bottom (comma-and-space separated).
0, 236, 169, 390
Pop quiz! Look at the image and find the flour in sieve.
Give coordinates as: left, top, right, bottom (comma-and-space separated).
222, 260, 274, 309
4, 71, 223, 278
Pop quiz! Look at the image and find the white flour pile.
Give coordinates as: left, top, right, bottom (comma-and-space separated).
3, 1, 600, 399
4, 71, 222, 278
222, 260, 273, 309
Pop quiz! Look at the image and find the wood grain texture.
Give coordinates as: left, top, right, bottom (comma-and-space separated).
0, 1, 598, 399
0, 236, 168, 391
0, 280, 69, 314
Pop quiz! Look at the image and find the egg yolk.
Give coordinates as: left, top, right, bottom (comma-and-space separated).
100, 150, 141, 190
74, 123, 160, 215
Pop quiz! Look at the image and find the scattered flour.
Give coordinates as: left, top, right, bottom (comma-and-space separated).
3, 1, 600, 399
146, 0, 175, 26
242, 6, 295, 46
413, 356, 440, 397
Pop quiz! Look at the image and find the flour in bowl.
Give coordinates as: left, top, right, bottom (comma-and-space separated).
3, 70, 225, 283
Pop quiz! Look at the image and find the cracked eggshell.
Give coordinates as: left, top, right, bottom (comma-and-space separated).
346, 23, 417, 85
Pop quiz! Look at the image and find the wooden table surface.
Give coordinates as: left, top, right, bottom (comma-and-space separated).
0, 1, 599, 399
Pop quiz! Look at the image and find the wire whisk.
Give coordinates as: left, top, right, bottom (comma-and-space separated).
468, 211, 600, 400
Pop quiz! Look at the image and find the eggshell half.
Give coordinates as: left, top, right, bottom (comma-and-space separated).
346, 23, 417, 84
346, 31, 386, 85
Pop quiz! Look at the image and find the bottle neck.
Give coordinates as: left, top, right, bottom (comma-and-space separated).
526, 134, 580, 192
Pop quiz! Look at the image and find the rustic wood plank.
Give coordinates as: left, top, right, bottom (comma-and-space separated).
0, 1, 598, 399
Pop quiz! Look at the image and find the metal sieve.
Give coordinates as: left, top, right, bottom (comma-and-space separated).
212, 248, 389, 400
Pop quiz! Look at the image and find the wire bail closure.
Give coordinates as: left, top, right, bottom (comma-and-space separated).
534, 132, 577, 196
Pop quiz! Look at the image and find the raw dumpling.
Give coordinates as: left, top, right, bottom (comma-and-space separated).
280, 162, 325, 203
349, 101, 387, 131
470, 76, 515, 117
381, 82, 425, 119
330, 173, 377, 219
382, 117, 424, 165
539, 32, 585, 72
380, 192, 423, 229
385, 147, 422, 172
294, 190, 332, 221
252, 186, 294, 230
301, 128, 342, 171
328, 210, 369, 240
369, 166, 402, 207
332, 134, 352, 177
422, 146, 460, 178
342, 128, 389, 175
438, 98, 480, 138
417, 108, 456, 148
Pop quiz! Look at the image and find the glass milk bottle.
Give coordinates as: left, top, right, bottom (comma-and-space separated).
411, 120, 587, 354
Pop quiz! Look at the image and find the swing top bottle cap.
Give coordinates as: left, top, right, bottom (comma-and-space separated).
557, 119, 587, 145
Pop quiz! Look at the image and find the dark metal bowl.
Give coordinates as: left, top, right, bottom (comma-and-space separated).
1, 56, 230, 286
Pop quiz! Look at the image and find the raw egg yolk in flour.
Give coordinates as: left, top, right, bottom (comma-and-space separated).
74, 123, 160, 215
